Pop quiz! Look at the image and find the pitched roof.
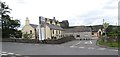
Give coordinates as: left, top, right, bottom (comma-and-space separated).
29, 23, 64, 30
46, 23, 64, 30
29, 24, 38, 28
65, 26, 91, 33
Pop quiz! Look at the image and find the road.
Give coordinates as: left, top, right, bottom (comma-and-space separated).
1, 39, 118, 56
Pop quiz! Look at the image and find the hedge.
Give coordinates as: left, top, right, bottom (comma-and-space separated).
42, 36, 75, 44
2, 36, 75, 44
2, 38, 40, 43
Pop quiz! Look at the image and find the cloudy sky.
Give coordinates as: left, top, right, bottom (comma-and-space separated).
2, 0, 119, 29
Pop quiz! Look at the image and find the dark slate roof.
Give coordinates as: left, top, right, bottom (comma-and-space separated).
29, 23, 63, 30
65, 26, 91, 33
91, 25, 103, 32
46, 23, 64, 30
29, 24, 38, 28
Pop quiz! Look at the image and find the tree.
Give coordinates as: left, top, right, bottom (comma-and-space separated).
103, 22, 109, 29
1, 2, 21, 38
102, 22, 109, 42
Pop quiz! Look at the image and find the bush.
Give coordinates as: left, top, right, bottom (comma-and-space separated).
23, 33, 33, 39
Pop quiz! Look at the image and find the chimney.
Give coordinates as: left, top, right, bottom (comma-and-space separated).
53, 17, 55, 20
25, 17, 29, 25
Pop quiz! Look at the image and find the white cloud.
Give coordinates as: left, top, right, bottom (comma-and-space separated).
1, 0, 119, 28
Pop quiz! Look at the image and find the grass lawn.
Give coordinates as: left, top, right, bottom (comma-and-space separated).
97, 40, 120, 48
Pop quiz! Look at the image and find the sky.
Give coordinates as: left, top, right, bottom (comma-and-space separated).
2, 0, 119, 29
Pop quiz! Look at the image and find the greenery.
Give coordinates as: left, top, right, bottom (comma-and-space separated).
97, 25, 120, 48
1, 2, 22, 38
23, 33, 33, 39
107, 26, 120, 36
98, 39, 120, 48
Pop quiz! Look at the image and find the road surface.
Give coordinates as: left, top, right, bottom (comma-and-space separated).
1, 39, 118, 56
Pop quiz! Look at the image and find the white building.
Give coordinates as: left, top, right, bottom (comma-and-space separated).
22, 17, 64, 40
64, 26, 92, 40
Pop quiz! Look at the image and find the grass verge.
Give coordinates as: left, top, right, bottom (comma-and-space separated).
97, 40, 120, 48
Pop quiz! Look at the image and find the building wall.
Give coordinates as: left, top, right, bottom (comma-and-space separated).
92, 32, 98, 37
22, 17, 64, 40
65, 32, 92, 39
45, 25, 51, 39
61, 30, 65, 37
22, 25, 36, 39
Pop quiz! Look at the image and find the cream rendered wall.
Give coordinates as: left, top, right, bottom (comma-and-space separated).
46, 19, 50, 24
22, 25, 35, 39
54, 30, 56, 37
92, 32, 98, 37
45, 25, 51, 39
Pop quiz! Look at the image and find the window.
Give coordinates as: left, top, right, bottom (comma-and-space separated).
92, 32, 94, 35
30, 30, 32, 34
50, 21, 52, 24
53, 30, 54, 34
34, 29, 36, 31
76, 35, 80, 37
59, 30, 60, 34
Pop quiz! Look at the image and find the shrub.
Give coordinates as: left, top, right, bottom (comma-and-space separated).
23, 33, 33, 39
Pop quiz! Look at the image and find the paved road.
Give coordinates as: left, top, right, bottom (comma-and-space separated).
1, 39, 118, 56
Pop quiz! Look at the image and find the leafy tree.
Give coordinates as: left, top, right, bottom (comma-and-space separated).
102, 22, 109, 42
1, 2, 21, 38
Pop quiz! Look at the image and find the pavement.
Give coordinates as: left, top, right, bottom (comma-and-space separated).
1, 38, 118, 56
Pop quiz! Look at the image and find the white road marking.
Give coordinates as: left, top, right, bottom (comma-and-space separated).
1, 53, 8, 55
110, 50, 118, 52
70, 46, 74, 48
1, 51, 21, 56
2, 52, 7, 54
90, 41, 92, 44
35, 44, 39, 45
75, 41, 81, 46
70, 41, 81, 48
88, 47, 95, 49
8, 52, 14, 55
70, 46, 77, 48
97, 48, 106, 50
15, 54, 21, 56
84, 41, 92, 44
79, 47, 85, 48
